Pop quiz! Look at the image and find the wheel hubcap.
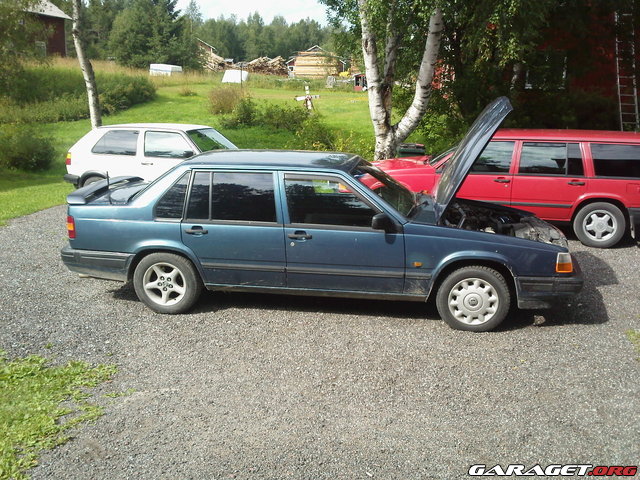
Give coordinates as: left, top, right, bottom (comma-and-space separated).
142, 263, 186, 306
584, 210, 617, 241
448, 278, 499, 326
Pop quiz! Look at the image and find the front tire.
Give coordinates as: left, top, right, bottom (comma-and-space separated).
133, 253, 202, 314
573, 202, 625, 248
435, 266, 511, 332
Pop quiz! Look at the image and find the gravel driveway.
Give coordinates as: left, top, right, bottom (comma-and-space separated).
1, 205, 638, 479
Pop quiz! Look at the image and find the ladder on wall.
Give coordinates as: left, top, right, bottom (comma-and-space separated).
615, 11, 639, 131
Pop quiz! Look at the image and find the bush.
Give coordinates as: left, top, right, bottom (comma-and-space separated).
98, 75, 156, 115
0, 125, 55, 171
208, 86, 244, 114
221, 97, 259, 128
261, 103, 310, 131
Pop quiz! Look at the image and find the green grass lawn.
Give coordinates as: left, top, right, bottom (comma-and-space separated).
0, 351, 115, 479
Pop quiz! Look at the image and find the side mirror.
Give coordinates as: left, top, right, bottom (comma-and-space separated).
371, 213, 397, 233
182, 150, 194, 158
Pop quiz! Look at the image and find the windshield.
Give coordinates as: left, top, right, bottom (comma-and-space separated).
428, 146, 456, 167
186, 128, 237, 152
352, 161, 416, 216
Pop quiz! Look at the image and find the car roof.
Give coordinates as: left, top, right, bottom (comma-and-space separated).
494, 128, 640, 143
98, 123, 211, 131
182, 149, 362, 172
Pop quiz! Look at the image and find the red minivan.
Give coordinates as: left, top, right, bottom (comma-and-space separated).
374, 129, 640, 248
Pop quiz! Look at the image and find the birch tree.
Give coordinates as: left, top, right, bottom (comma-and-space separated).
71, 0, 102, 128
358, 1, 443, 160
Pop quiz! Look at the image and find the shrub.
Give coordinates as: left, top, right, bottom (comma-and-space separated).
0, 125, 56, 171
208, 86, 244, 114
287, 115, 337, 150
98, 75, 156, 115
261, 103, 310, 131
221, 97, 259, 128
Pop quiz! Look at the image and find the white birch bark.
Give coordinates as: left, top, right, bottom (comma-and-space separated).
71, 0, 101, 128
358, 1, 443, 160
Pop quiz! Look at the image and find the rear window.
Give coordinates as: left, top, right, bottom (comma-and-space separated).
591, 144, 640, 178
519, 142, 583, 175
92, 130, 138, 155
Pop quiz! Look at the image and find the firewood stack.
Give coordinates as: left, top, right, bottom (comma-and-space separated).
244, 56, 288, 76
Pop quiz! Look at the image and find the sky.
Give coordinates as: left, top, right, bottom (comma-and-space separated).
175, 0, 330, 26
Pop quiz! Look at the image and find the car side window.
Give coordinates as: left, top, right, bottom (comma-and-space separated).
155, 172, 190, 219
211, 172, 277, 222
591, 144, 640, 178
519, 142, 583, 175
186, 171, 211, 219
91, 130, 138, 155
285, 175, 378, 227
144, 131, 193, 158
470, 141, 514, 173
185, 171, 277, 222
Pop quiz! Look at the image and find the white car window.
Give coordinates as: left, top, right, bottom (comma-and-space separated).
144, 131, 193, 158
92, 130, 139, 155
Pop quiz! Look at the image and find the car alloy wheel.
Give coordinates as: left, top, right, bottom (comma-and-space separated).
133, 253, 202, 314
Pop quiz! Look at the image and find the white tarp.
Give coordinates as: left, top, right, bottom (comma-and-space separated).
149, 64, 183, 76
221, 69, 249, 83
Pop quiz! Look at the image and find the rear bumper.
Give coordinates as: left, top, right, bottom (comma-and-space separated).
515, 257, 584, 309
64, 174, 80, 187
629, 207, 640, 239
61, 246, 133, 282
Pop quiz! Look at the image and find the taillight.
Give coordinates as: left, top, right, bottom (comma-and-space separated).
66, 215, 76, 239
556, 252, 573, 273
65, 152, 71, 165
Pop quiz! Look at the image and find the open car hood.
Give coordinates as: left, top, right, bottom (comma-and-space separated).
432, 97, 513, 222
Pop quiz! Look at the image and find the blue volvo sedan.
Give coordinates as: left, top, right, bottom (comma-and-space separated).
61, 98, 583, 331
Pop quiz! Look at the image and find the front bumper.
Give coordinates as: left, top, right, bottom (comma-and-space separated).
61, 246, 134, 282
515, 256, 584, 309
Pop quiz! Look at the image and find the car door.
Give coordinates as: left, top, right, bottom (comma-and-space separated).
140, 130, 197, 181
510, 142, 587, 221
281, 173, 405, 293
456, 140, 516, 205
181, 170, 286, 286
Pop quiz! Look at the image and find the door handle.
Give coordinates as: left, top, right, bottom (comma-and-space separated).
185, 226, 208, 235
493, 178, 510, 183
568, 180, 585, 186
288, 231, 312, 240
141, 162, 154, 165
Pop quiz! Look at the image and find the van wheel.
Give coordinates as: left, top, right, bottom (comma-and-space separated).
435, 266, 510, 332
573, 202, 625, 248
133, 253, 202, 314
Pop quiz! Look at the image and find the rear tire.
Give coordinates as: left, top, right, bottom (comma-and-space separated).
573, 202, 625, 248
435, 266, 511, 332
81, 175, 104, 187
133, 253, 202, 314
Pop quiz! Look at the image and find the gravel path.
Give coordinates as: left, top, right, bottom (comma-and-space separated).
1, 205, 638, 479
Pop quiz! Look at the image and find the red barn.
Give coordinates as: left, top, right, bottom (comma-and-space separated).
26, 0, 71, 57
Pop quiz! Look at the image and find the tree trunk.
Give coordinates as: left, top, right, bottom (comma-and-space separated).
71, 0, 101, 128
358, 1, 443, 160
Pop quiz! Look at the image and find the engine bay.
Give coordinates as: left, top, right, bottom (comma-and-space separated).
441, 199, 567, 247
